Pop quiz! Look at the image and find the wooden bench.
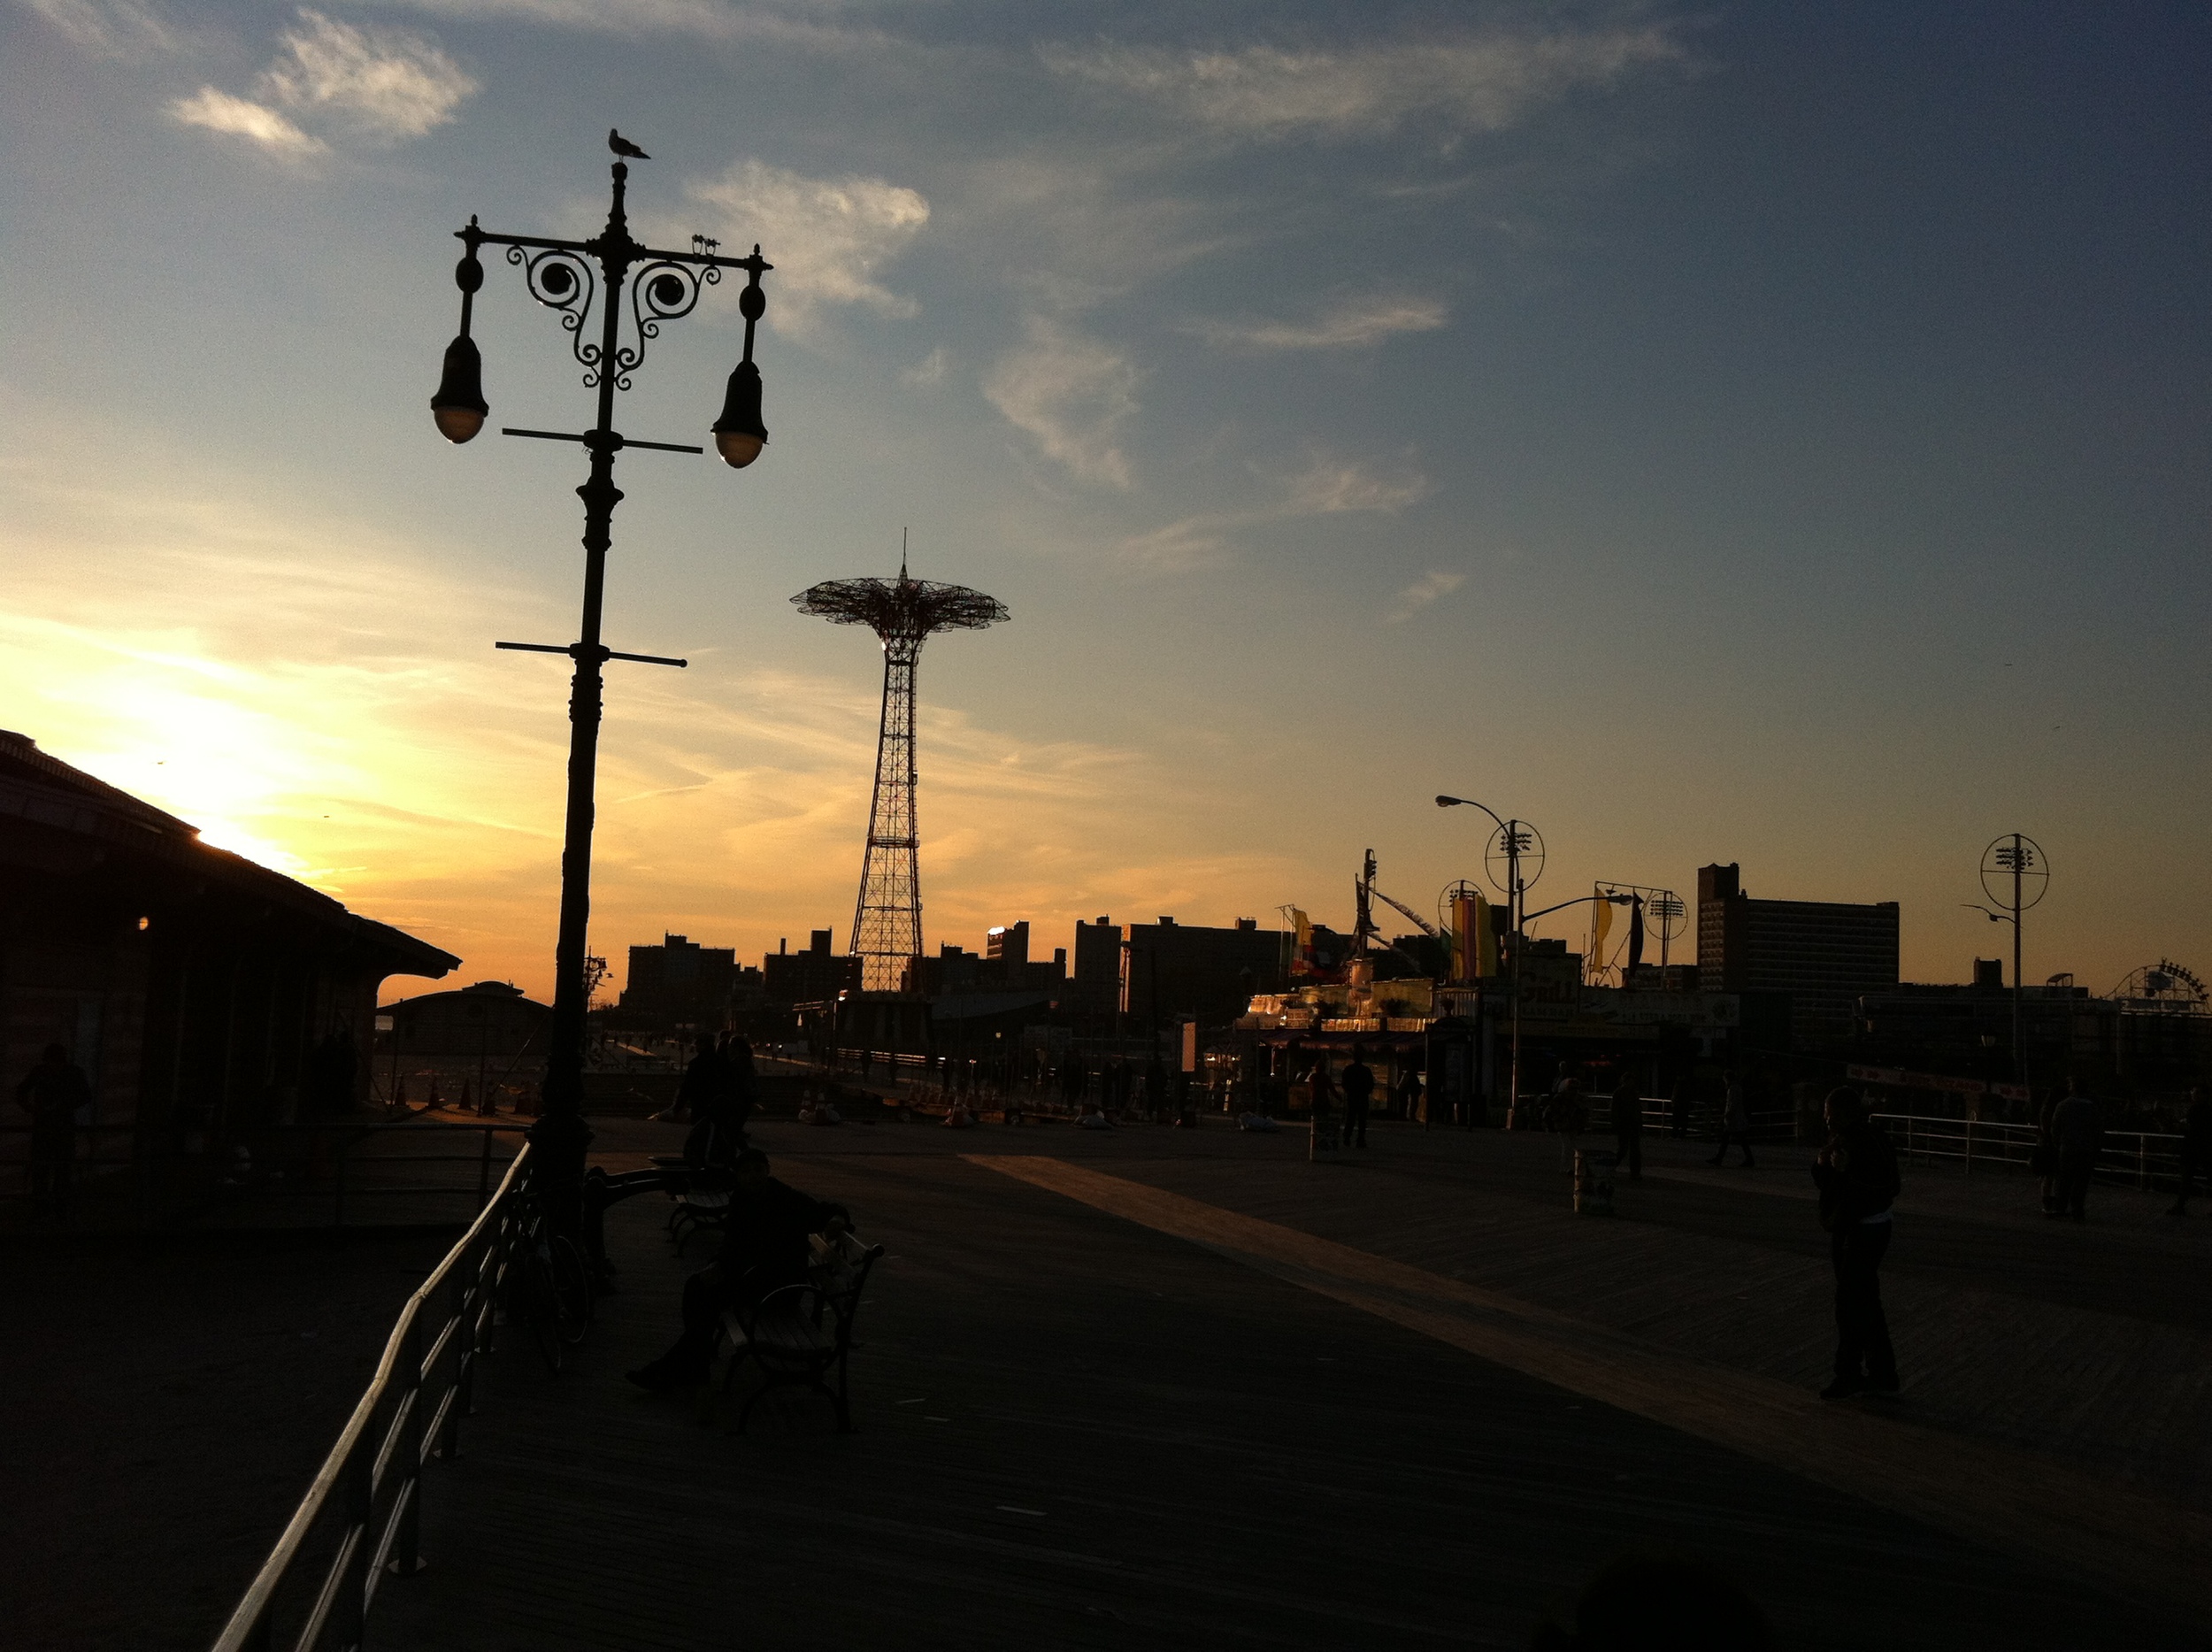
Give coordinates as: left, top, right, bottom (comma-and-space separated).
717, 1229, 883, 1433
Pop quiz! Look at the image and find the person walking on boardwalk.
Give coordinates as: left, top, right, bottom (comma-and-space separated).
2050, 1078, 2103, 1222
654, 1033, 724, 1124
1340, 1047, 1375, 1148
1551, 1071, 1587, 1168
15, 1042, 89, 1213
2171, 1087, 2210, 1215
1611, 1070, 1644, 1181
1811, 1086, 1901, 1399
1709, 1073, 1756, 1166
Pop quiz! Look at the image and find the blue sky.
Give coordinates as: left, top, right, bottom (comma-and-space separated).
3, 0, 2206, 998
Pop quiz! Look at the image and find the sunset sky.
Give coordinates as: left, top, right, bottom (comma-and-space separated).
4, 1, 2206, 1003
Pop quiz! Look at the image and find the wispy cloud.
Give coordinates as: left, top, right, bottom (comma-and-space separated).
686, 159, 929, 339
1044, 25, 1686, 142
1385, 570, 1465, 623
984, 316, 1142, 488
170, 88, 326, 157
169, 8, 476, 158
1190, 293, 1448, 351
20, 0, 180, 56
365, 0, 890, 50
902, 346, 950, 386
1286, 456, 1430, 516
1119, 452, 1430, 572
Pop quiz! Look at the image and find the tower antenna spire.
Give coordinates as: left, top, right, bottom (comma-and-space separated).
794, 567, 1009, 990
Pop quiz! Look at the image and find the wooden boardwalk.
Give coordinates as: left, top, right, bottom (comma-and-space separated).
368, 1117, 2208, 1649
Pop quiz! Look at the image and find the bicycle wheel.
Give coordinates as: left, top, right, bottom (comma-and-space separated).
549, 1234, 595, 1346
518, 1242, 565, 1374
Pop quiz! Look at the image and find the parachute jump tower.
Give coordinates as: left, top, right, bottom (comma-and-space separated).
793, 563, 1009, 991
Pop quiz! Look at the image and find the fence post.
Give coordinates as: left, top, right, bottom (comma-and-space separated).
389, 1311, 427, 1575
1964, 1118, 1973, 1176
337, 1422, 374, 1645
477, 1128, 493, 1209
435, 1263, 467, 1462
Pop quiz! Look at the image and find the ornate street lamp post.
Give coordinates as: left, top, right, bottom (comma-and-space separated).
429, 135, 772, 1194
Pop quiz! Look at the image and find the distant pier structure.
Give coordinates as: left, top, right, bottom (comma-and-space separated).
794, 562, 1009, 991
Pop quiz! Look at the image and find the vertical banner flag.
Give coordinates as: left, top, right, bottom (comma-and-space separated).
1454, 892, 1500, 980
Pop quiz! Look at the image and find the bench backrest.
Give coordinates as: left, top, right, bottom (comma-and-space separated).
808, 1229, 882, 1315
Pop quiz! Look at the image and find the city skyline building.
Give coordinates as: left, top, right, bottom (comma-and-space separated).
1697, 861, 1901, 1048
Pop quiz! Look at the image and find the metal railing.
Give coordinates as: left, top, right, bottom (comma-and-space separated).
210, 1143, 531, 1652
1870, 1111, 2187, 1191
1617, 1098, 1798, 1140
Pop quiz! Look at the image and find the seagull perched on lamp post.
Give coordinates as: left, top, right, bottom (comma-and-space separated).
608, 128, 649, 160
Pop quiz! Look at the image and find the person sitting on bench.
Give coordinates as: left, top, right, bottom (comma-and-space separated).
626, 1149, 850, 1391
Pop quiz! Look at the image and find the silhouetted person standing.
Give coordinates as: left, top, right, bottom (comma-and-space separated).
1396, 1064, 1425, 1128
1308, 1057, 1337, 1139
1551, 1072, 1586, 1168
16, 1043, 89, 1213
1143, 1055, 1168, 1122
1340, 1047, 1375, 1148
2051, 1080, 2103, 1222
1709, 1075, 1755, 1167
2033, 1090, 2062, 1214
1611, 1071, 1643, 1181
2171, 1087, 2210, 1215
661, 1033, 725, 1125
1811, 1087, 1900, 1399
1668, 1076, 1692, 1138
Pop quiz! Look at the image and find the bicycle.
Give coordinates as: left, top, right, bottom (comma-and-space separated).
503, 1184, 595, 1373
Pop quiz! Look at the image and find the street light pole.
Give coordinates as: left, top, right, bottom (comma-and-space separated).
1436, 795, 1540, 1127
2011, 833, 2024, 1081
430, 143, 772, 1195
1968, 833, 2047, 1098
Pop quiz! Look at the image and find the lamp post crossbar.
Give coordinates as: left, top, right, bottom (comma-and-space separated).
501, 426, 707, 454
431, 149, 772, 1196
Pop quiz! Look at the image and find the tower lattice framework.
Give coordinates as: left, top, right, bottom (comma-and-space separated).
794, 565, 1009, 991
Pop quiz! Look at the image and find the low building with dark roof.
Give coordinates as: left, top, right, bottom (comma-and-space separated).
0, 729, 457, 1208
